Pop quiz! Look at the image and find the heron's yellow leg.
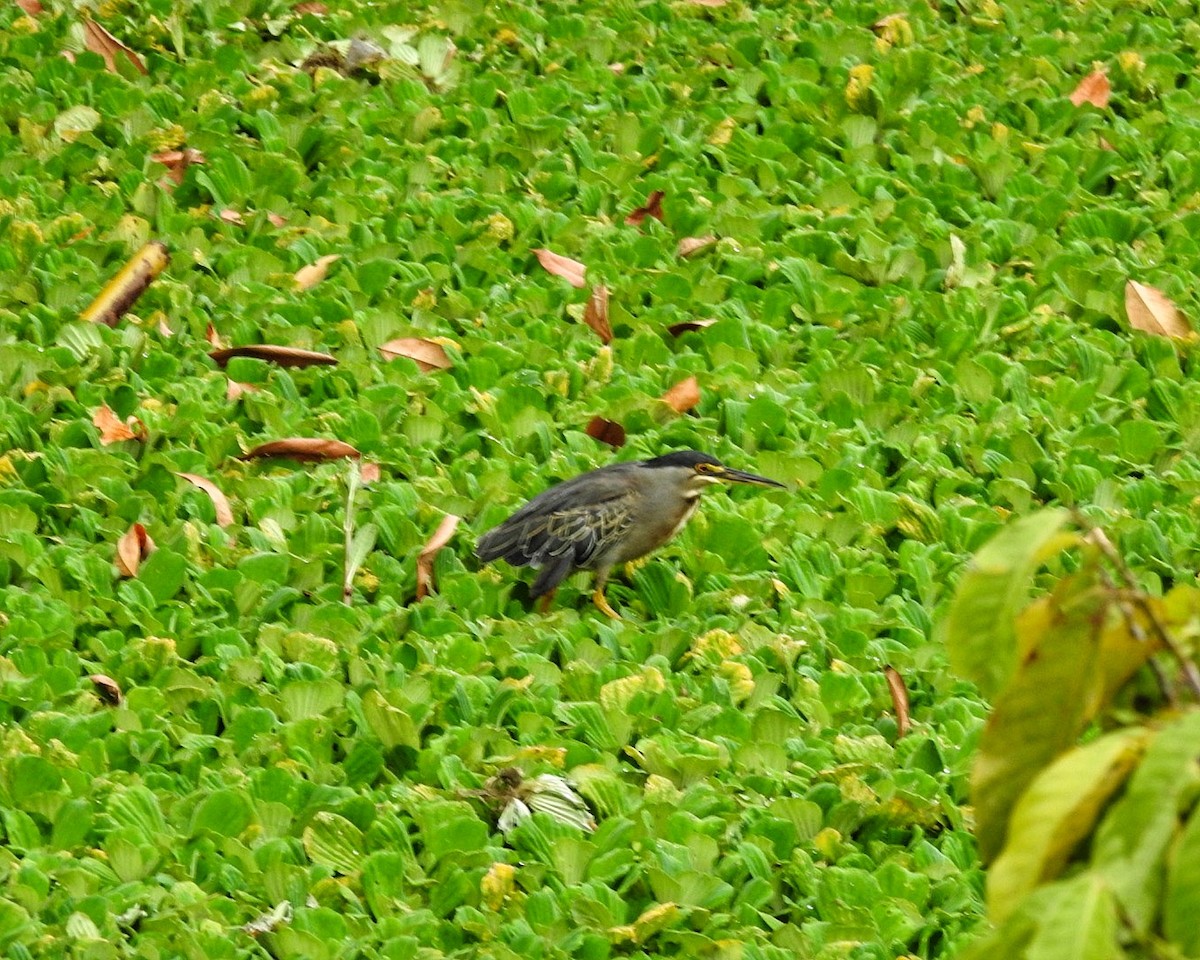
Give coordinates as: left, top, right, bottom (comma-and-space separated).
592, 587, 621, 620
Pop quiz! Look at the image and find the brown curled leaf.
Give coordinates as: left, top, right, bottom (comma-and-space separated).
294, 254, 340, 290
243, 438, 361, 462
884, 665, 911, 738
209, 345, 338, 368
93, 404, 144, 444
115, 522, 155, 578
81, 241, 169, 326
177, 473, 235, 527
533, 248, 587, 288
582, 284, 612, 343
625, 190, 665, 226
667, 317, 719, 337
416, 514, 460, 600
676, 235, 717, 258
1124, 280, 1191, 339
661, 376, 701, 414
1070, 69, 1110, 109
16, 0, 44, 15
89, 674, 122, 706
586, 416, 626, 449
379, 337, 452, 371
83, 18, 147, 75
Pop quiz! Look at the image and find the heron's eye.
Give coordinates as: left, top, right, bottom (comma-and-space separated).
696, 462, 713, 473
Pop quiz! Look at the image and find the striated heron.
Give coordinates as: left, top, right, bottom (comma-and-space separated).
476, 450, 784, 618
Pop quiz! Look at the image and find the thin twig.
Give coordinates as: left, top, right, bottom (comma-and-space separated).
1085, 525, 1200, 701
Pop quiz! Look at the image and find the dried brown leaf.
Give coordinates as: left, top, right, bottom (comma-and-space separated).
884, 665, 911, 738
379, 338, 452, 371
583, 284, 612, 343
1125, 280, 1191, 339
585, 416, 626, 449
625, 190, 665, 226
226, 380, 258, 402
219, 209, 246, 225
149, 147, 205, 186
83, 19, 147, 75
667, 317, 719, 337
677, 235, 717, 258
206, 323, 225, 348
266, 212, 288, 227
209, 345, 338, 368
416, 514, 460, 600
294, 254, 340, 290
294, 0, 328, 13
115, 522, 155, 578
93, 404, 143, 444
661, 376, 701, 414
1070, 69, 1110, 109
89, 674, 122, 706
178, 472, 235, 527
243, 438, 361, 462
360, 462, 382, 485
81, 241, 169, 326
16, 0, 44, 15
533, 248, 587, 288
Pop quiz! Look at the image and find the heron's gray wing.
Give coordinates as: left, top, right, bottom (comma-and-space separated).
475, 468, 637, 587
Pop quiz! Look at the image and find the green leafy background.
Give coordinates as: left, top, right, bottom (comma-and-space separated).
2, 0, 1200, 956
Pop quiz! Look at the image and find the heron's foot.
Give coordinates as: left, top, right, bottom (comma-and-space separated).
592, 587, 622, 620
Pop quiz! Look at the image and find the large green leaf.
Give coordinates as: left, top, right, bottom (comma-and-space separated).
1164, 803, 1200, 953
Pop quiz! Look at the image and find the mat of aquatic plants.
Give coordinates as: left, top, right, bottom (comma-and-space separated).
2, 0, 1200, 956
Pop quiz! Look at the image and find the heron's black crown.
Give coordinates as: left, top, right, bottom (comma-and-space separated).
642, 451, 722, 469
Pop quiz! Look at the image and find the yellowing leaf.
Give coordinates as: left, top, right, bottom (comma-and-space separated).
294, 254, 340, 290
1070, 68, 1111, 108
533, 248, 587, 288
81, 241, 170, 326
1124, 280, 1190, 339
379, 337, 452, 371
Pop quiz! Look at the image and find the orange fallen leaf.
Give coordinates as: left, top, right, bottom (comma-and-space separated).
677, 235, 717, 258
582, 284, 612, 343
294, 254, 340, 290
1125, 280, 1191, 339
379, 338, 452, 371
661, 376, 701, 414
667, 317, 719, 336
115, 522, 155, 577
1070, 69, 1110, 109
16, 0, 43, 15
533, 248, 587, 288
83, 19, 147, 75
89, 674, 122, 706
884, 665, 910, 738
625, 190, 665, 226
416, 514, 460, 600
360, 462, 382, 484
585, 416, 626, 449
209, 345, 338, 368
149, 148, 204, 186
226, 380, 259, 402
93, 404, 144, 444
81, 241, 170, 326
178, 473, 235, 527
243, 438, 361, 462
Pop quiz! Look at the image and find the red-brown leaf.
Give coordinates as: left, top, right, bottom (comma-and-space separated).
294, 254, 340, 290
677, 235, 717, 258
585, 416, 626, 449
416, 514, 460, 600
625, 190, 665, 226
209, 345, 338, 368
582, 284, 612, 343
667, 317, 719, 337
294, 1, 327, 13
16, 0, 43, 15
884, 665, 911, 737
178, 473, 235, 527
115, 522, 155, 578
206, 322, 225, 348
89, 674, 122, 706
1070, 69, 1110, 109
661, 376, 701, 414
149, 148, 205, 186
1124, 280, 1191, 339
93, 404, 144, 444
83, 19, 147, 75
243, 438, 361, 462
533, 248, 587, 288
379, 338, 452, 371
